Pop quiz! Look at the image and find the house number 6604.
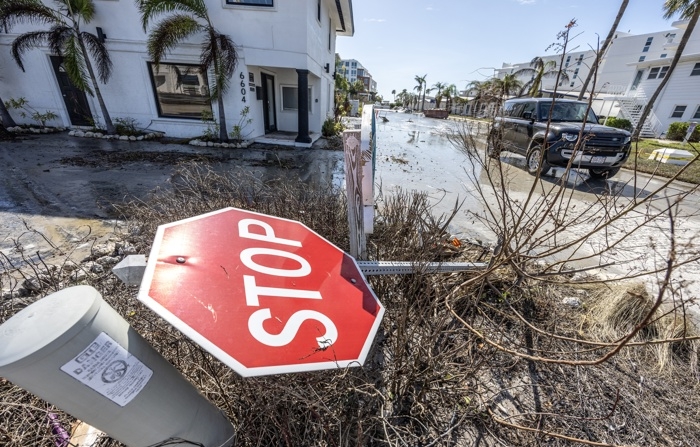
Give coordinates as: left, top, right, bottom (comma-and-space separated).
240, 72, 247, 102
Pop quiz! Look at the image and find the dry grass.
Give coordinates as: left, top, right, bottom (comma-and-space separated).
587, 283, 700, 374
3, 162, 700, 446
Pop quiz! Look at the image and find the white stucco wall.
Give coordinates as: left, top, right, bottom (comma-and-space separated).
0, 0, 345, 139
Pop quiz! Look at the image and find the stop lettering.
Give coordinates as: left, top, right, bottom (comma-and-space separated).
138, 208, 384, 377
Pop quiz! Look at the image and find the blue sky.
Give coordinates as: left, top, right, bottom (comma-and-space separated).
336, 0, 680, 100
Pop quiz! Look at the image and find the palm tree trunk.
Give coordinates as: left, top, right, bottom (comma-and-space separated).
633, 6, 699, 140
0, 95, 17, 127
79, 39, 116, 134
578, 0, 629, 100
217, 91, 227, 142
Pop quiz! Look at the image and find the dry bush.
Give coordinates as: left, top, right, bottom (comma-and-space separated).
4, 158, 700, 446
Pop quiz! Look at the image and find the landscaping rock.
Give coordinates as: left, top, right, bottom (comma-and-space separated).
75, 131, 85, 137
129, 136, 136, 141
119, 135, 129, 141
92, 242, 116, 257
71, 269, 88, 281
97, 255, 121, 265
562, 297, 582, 308
22, 277, 43, 292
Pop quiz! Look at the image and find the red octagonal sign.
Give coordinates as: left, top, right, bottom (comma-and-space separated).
138, 208, 384, 377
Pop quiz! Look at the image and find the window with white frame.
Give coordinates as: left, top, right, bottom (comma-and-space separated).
226, 0, 273, 5
692, 63, 700, 76
694, 105, 700, 119
147, 62, 211, 119
648, 66, 670, 79
281, 86, 312, 111
671, 105, 687, 118
639, 56, 645, 62
642, 36, 653, 52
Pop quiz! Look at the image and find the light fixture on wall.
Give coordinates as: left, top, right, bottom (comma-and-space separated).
324, 63, 330, 73
96, 27, 107, 43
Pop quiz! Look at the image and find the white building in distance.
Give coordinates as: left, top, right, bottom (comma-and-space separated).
0, 0, 354, 145
337, 58, 377, 98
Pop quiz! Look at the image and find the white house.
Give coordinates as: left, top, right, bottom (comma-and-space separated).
0, 0, 354, 146
496, 19, 700, 138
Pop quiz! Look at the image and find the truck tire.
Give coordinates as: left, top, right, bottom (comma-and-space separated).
526, 143, 551, 176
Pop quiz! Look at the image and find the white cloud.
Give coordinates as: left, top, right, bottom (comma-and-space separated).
426, 6, 434, 10
515, 0, 535, 4
365, 18, 387, 22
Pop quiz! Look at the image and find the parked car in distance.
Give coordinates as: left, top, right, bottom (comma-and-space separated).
488, 98, 632, 179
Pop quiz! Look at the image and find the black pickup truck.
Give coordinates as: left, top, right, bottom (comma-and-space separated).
488, 98, 632, 179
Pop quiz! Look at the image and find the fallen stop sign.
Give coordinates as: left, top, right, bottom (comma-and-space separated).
137, 208, 384, 377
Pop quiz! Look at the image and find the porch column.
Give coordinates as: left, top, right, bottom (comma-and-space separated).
295, 69, 311, 144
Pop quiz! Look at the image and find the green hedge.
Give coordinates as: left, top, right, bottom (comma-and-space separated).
666, 121, 700, 142
605, 117, 633, 131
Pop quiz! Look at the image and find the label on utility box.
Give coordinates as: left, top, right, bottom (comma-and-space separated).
61, 332, 153, 407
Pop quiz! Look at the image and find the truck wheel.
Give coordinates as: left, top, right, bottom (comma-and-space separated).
526, 143, 551, 176
588, 167, 620, 180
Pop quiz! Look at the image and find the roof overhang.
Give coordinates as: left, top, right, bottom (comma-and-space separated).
332, 0, 354, 36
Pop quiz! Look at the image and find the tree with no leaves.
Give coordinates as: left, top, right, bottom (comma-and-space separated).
0, 0, 115, 133
139, 0, 238, 142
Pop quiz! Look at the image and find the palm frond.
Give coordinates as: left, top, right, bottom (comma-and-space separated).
138, 0, 208, 31
47, 24, 73, 56
10, 30, 51, 71
0, 0, 62, 30
543, 70, 569, 82
65, 0, 96, 23
663, 0, 697, 20
62, 34, 93, 94
512, 67, 535, 78
200, 30, 237, 74
518, 79, 534, 97
215, 32, 237, 78
81, 31, 112, 83
147, 14, 202, 64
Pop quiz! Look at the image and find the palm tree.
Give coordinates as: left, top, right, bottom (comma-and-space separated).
499, 73, 523, 97
442, 83, 457, 112
412, 83, 422, 109
514, 57, 569, 97
391, 89, 396, 102
578, 0, 629, 100
1, 0, 116, 133
465, 80, 494, 116
139, 0, 238, 141
432, 81, 446, 108
414, 74, 427, 111
633, 0, 699, 139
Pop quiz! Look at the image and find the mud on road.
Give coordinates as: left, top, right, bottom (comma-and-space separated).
0, 133, 343, 274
